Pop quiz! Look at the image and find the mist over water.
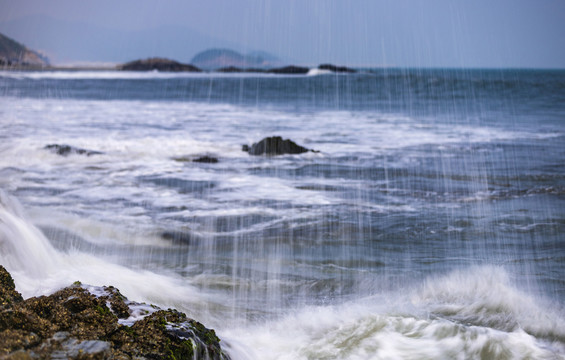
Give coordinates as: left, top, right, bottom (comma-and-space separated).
1, 69, 564, 359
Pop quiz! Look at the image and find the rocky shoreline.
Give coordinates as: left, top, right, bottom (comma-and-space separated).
114, 57, 357, 75
115, 57, 357, 74
1, 59, 357, 75
0, 265, 230, 359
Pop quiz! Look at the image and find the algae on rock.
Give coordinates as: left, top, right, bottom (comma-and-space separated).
0, 265, 230, 359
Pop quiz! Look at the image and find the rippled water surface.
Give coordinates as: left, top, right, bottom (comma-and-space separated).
1, 69, 564, 359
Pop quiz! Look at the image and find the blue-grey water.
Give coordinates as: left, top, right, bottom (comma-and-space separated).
0, 69, 564, 359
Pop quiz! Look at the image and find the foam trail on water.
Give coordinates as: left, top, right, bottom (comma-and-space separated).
414, 266, 565, 340
0, 70, 285, 80
223, 267, 565, 360
0, 190, 208, 314
0, 191, 60, 277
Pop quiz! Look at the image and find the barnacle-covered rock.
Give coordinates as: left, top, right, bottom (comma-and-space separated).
0, 265, 230, 359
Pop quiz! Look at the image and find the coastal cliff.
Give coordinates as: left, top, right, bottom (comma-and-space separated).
0, 32, 49, 68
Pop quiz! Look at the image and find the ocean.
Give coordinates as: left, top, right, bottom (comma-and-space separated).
0, 68, 564, 359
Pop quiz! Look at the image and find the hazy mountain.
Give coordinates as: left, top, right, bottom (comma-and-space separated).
0, 32, 49, 66
191, 48, 283, 70
0, 15, 240, 65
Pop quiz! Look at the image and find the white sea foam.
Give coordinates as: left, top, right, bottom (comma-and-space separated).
2, 189, 564, 359
223, 266, 565, 360
1, 95, 559, 243
2, 69, 564, 360
306, 68, 331, 76
414, 265, 565, 342
0, 191, 209, 313
0, 70, 295, 80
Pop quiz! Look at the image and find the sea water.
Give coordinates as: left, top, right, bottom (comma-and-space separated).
0, 69, 564, 359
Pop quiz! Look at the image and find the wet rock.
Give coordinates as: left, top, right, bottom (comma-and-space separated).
45, 144, 102, 157
25, 286, 119, 339
193, 156, 219, 164
268, 65, 310, 74
111, 310, 228, 360
100, 286, 130, 319
57, 338, 112, 359
318, 63, 357, 73
246, 136, 312, 156
0, 266, 230, 359
0, 329, 41, 354
0, 265, 23, 308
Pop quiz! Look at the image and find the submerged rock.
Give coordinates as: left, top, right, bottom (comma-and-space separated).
193, 156, 219, 164
172, 155, 219, 164
45, 144, 102, 157
0, 265, 230, 359
161, 230, 199, 245
245, 136, 313, 156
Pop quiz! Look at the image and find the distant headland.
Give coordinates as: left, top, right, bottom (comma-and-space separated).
0, 32, 49, 68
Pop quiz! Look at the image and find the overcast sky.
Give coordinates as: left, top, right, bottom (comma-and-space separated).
1, 0, 564, 67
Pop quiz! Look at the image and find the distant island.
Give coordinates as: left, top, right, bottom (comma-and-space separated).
0, 32, 50, 68
190, 48, 282, 70
118, 57, 201, 72
117, 56, 357, 75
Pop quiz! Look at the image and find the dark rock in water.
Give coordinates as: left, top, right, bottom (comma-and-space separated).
119, 57, 201, 72
193, 156, 219, 164
318, 64, 357, 73
45, 144, 102, 157
161, 230, 199, 245
172, 155, 219, 164
0, 265, 230, 359
246, 136, 311, 156
268, 65, 310, 74
241, 144, 250, 152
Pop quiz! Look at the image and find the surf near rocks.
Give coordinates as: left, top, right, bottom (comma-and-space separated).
45, 144, 103, 157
